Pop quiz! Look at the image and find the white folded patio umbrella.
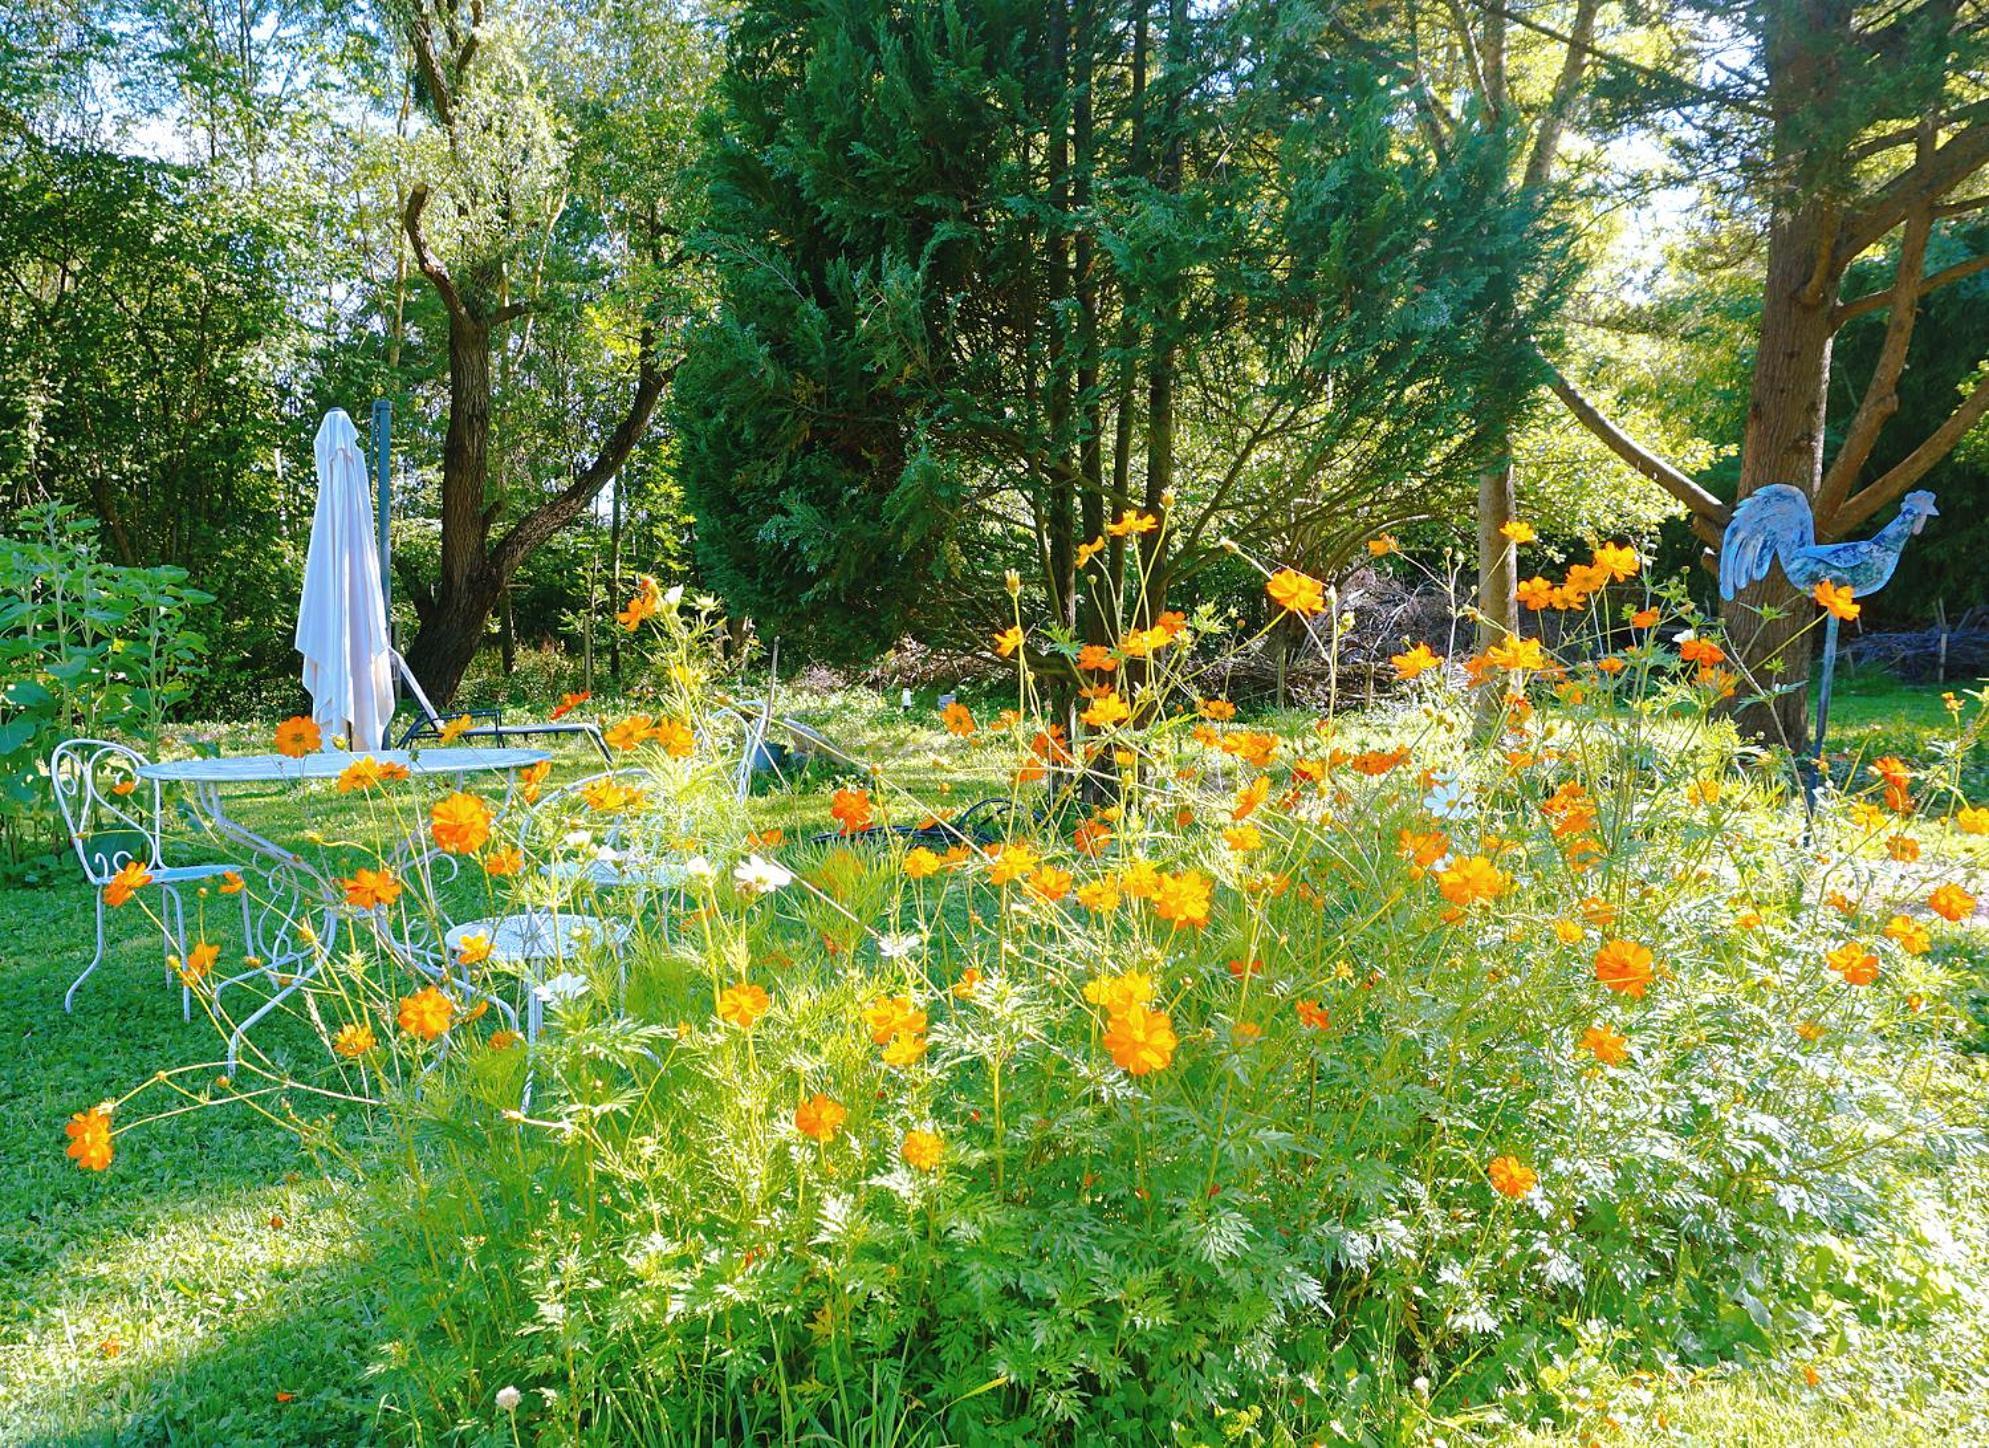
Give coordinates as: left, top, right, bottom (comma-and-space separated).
295, 408, 394, 752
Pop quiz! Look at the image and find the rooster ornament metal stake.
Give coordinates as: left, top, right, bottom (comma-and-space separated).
1718, 485, 1939, 785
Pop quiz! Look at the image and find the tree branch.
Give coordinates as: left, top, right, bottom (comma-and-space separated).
1468, 0, 1772, 118
1820, 197, 1933, 516
1826, 367, 1989, 536
1834, 250, 1989, 325
403, 185, 468, 322
1539, 356, 1728, 520
1842, 121, 1989, 259
490, 334, 675, 579
1521, 0, 1599, 191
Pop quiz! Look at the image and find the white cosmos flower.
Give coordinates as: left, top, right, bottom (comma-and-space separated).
563, 829, 594, 848
733, 853, 794, 895
664, 584, 685, 606
877, 931, 923, 960
683, 855, 717, 886
533, 971, 590, 1004
1422, 773, 1473, 820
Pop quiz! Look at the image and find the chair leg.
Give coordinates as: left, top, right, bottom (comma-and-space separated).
163, 885, 192, 1022
64, 892, 109, 1013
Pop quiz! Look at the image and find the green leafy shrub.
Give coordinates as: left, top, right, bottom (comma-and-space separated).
90, 557, 1989, 1443
0, 502, 211, 863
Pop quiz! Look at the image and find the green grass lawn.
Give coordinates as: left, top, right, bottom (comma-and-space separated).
2, 679, 1985, 1445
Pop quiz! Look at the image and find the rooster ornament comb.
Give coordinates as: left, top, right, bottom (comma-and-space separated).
1719, 484, 1938, 786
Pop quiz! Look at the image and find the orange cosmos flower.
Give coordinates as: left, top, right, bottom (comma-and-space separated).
488, 1029, 522, 1051
1436, 855, 1508, 908
273, 715, 321, 758
1887, 834, 1920, 862
1630, 607, 1660, 629
1103, 1004, 1178, 1075
1826, 942, 1879, 986
1084, 970, 1153, 1014
1265, 567, 1326, 616
1678, 637, 1725, 666
483, 847, 524, 877
430, 791, 494, 854
397, 986, 454, 1040
437, 714, 474, 745
343, 867, 402, 910
1367, 534, 1399, 556
1072, 818, 1114, 855
718, 982, 771, 1028
1593, 939, 1655, 997
1398, 829, 1449, 872
1484, 636, 1547, 672
1501, 520, 1537, 544
1813, 580, 1860, 621
616, 576, 663, 630
952, 968, 982, 999
794, 1093, 847, 1143
1082, 692, 1131, 728
1223, 824, 1262, 853
1955, 805, 1989, 835
1929, 883, 1976, 922
941, 701, 977, 736
332, 1022, 375, 1057
1516, 576, 1555, 612
1076, 536, 1108, 569
1231, 776, 1269, 821
654, 719, 695, 759
903, 846, 941, 879
218, 870, 244, 895
1391, 643, 1441, 680
604, 715, 654, 752
336, 756, 396, 793
65, 1106, 113, 1171
1487, 1155, 1537, 1198
1152, 869, 1212, 929
1076, 878, 1122, 913
456, 932, 493, 966
1591, 542, 1640, 582
1076, 643, 1117, 672
579, 778, 645, 814
901, 1128, 944, 1171
881, 1031, 928, 1066
549, 690, 590, 721
1577, 1023, 1628, 1066
1199, 698, 1238, 721
830, 787, 874, 835
177, 941, 219, 984
103, 859, 152, 908
1105, 508, 1158, 537
518, 758, 551, 804
1026, 865, 1073, 902
1295, 999, 1330, 1030
1884, 915, 1931, 955
993, 625, 1025, 658
1350, 747, 1409, 777
862, 994, 927, 1044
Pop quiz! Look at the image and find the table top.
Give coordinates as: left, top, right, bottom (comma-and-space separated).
138, 746, 551, 784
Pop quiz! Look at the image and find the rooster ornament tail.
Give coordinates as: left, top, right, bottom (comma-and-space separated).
1718, 485, 1816, 601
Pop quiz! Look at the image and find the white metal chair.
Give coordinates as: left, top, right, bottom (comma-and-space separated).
52, 738, 248, 1019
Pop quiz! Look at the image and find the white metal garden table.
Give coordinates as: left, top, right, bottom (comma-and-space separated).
139, 746, 550, 1068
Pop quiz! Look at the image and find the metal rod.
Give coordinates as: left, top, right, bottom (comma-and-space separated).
1813, 611, 1840, 763
372, 398, 392, 618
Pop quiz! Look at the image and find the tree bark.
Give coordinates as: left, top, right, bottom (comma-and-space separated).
1476, 460, 1517, 645
1723, 0, 1851, 750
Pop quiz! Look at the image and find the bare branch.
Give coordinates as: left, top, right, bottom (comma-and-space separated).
1834, 250, 1989, 324
1522, 0, 1600, 191
1827, 367, 1989, 536
1467, 0, 1772, 119
1540, 357, 1729, 521
1821, 197, 1932, 515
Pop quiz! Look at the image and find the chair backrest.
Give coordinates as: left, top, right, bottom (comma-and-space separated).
392, 650, 444, 730
49, 738, 162, 884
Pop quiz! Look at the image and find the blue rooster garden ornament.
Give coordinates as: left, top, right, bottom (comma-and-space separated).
1718, 484, 1939, 788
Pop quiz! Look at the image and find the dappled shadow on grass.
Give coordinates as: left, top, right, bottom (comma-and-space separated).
11, 1249, 394, 1447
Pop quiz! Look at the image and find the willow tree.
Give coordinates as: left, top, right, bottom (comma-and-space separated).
390, 0, 710, 704
676, 0, 1556, 664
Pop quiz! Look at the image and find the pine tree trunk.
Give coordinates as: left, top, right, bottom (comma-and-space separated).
1722, 0, 1851, 750
1476, 456, 1517, 650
